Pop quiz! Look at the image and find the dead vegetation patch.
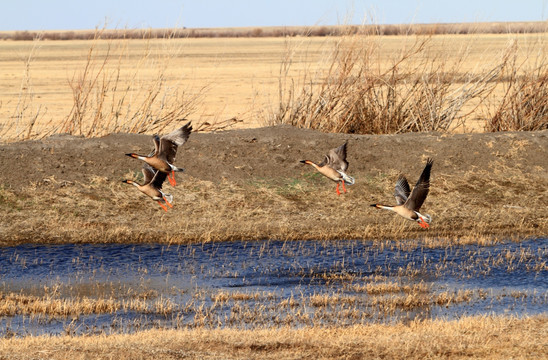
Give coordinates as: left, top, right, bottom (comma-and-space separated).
0, 316, 546, 359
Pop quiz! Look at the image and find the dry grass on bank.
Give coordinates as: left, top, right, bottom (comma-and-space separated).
0, 160, 546, 245
1, 316, 546, 359
1, 29, 209, 142
268, 34, 497, 133
267, 32, 548, 134
0, 122, 546, 245
485, 47, 548, 131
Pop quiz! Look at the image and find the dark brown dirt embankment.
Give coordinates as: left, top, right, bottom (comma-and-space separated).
0, 125, 546, 245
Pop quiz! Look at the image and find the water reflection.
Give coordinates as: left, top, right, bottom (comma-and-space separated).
0, 238, 546, 335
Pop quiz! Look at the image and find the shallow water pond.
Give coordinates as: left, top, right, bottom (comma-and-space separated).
1, 238, 546, 336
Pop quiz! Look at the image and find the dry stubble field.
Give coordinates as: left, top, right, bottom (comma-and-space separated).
1, 32, 548, 139
0, 30, 547, 359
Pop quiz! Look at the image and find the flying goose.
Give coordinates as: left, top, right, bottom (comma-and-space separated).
300, 142, 355, 195
126, 121, 192, 186
371, 158, 433, 228
122, 162, 173, 212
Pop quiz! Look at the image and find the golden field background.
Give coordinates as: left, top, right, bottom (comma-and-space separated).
1, 28, 547, 141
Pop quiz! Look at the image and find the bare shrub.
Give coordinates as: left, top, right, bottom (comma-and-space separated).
265, 33, 507, 134
381, 25, 403, 36
310, 26, 330, 37
12, 31, 36, 41
59, 28, 208, 137
250, 28, 263, 37
485, 40, 548, 131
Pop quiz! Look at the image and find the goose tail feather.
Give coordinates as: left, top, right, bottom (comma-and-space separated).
337, 170, 355, 185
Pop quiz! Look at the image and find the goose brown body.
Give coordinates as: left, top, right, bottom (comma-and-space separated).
301, 160, 343, 182
371, 158, 434, 228
122, 162, 173, 212
126, 121, 192, 186
300, 142, 354, 195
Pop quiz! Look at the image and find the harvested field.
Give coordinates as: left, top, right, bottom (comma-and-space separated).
1, 32, 548, 141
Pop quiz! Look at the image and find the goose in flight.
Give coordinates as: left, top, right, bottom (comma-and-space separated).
371, 158, 433, 228
300, 142, 355, 195
126, 121, 192, 186
122, 162, 173, 212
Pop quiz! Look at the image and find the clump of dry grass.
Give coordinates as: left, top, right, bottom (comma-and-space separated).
266, 33, 508, 134
212, 291, 261, 304
0, 316, 546, 359
350, 281, 429, 295
59, 27, 206, 138
0, 288, 180, 318
485, 40, 548, 131
1, 27, 215, 142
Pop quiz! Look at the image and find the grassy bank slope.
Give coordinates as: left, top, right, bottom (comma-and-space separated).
0, 126, 546, 245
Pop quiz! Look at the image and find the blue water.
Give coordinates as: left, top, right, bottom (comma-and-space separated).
0, 238, 546, 335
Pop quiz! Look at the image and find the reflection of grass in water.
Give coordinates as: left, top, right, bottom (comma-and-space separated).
1, 239, 546, 337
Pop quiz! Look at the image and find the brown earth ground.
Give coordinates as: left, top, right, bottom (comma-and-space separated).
0, 125, 546, 245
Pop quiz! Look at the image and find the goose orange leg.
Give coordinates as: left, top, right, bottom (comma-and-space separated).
163, 196, 173, 208
157, 201, 168, 212
336, 182, 341, 196
167, 171, 177, 186
418, 217, 429, 229
341, 180, 347, 193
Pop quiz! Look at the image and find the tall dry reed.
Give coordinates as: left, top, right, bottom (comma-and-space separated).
0, 33, 51, 141
266, 33, 508, 134
485, 40, 548, 131
60, 28, 208, 137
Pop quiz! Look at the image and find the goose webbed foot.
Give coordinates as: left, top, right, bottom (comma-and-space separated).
163, 196, 173, 208
157, 201, 168, 212
167, 171, 177, 186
